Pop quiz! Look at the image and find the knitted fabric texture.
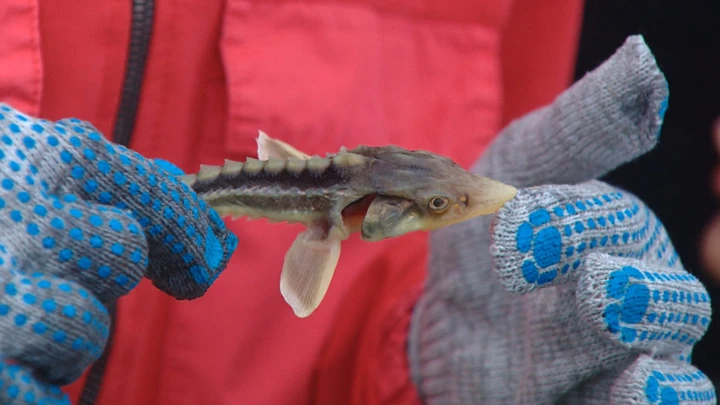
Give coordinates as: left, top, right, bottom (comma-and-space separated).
0, 105, 237, 404
409, 35, 716, 404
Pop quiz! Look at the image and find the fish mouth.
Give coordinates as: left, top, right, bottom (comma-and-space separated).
341, 194, 378, 234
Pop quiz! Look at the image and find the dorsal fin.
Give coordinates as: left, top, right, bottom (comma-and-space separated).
257, 130, 311, 160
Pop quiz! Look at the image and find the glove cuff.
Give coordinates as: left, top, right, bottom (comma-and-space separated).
408, 290, 456, 402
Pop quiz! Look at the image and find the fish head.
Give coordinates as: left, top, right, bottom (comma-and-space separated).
354, 146, 518, 241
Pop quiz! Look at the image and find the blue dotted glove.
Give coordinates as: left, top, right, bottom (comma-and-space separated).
408, 36, 716, 404
0, 103, 237, 404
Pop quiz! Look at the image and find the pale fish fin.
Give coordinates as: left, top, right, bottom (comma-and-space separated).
280, 224, 343, 318
257, 130, 311, 160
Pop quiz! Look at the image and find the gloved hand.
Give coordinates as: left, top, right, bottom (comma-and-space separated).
409, 35, 717, 404
0, 104, 237, 404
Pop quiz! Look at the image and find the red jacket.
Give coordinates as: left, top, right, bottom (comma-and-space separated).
0, 1, 583, 404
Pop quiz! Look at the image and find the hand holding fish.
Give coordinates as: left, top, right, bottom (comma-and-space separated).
409, 36, 716, 404
0, 104, 237, 404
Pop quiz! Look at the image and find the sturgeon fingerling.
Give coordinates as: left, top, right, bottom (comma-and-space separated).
180, 131, 517, 317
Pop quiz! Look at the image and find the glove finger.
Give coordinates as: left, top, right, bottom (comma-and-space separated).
472, 35, 667, 187
0, 190, 147, 304
0, 104, 238, 299
612, 355, 716, 404
0, 269, 109, 385
0, 360, 69, 405
51, 118, 237, 298
490, 180, 676, 293
577, 253, 711, 357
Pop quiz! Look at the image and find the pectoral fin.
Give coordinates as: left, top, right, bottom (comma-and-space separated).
280, 224, 343, 317
257, 130, 311, 160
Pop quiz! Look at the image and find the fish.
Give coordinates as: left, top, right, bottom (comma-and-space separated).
179, 131, 517, 317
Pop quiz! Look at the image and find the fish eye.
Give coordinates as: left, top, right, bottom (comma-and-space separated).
428, 196, 450, 212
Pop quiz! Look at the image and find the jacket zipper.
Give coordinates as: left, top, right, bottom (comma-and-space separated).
78, 1, 155, 404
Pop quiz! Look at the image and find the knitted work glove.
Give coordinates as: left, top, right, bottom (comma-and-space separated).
409, 35, 716, 404
0, 104, 237, 404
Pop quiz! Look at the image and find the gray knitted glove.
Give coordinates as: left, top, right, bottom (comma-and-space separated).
409, 35, 716, 404
0, 104, 237, 404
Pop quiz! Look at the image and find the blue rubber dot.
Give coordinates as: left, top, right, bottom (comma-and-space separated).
38, 280, 51, 289
52, 330, 67, 343
128, 223, 140, 234
9, 210, 22, 222
16, 191, 30, 204
130, 249, 143, 263
88, 132, 102, 141
69, 135, 82, 147
26, 122, 43, 134
99, 191, 112, 203
114, 172, 127, 185
58, 248, 73, 262
51, 217, 64, 229
69, 228, 83, 241
97, 160, 110, 174
33, 205, 47, 217
14, 314, 27, 326
98, 266, 111, 278
1, 179, 13, 190
140, 192, 151, 205
22, 293, 36, 305
26, 223, 39, 235
0, 198, 5, 209
128, 182, 140, 195
42, 237, 55, 248
204, 226, 224, 270
0, 304, 8, 315
63, 194, 78, 203
6, 385, 18, 399
83, 148, 96, 160
111, 243, 124, 255
109, 219, 123, 232
71, 165, 85, 179
89, 215, 103, 226
8, 161, 20, 172
80, 180, 98, 195
1, 134, 13, 144
115, 275, 129, 286
47, 135, 59, 146
78, 256, 92, 270
69, 208, 83, 218
63, 305, 77, 318
60, 150, 73, 163
31, 322, 47, 336
71, 337, 84, 350
522, 260, 539, 283
4, 283, 17, 296
90, 235, 103, 248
